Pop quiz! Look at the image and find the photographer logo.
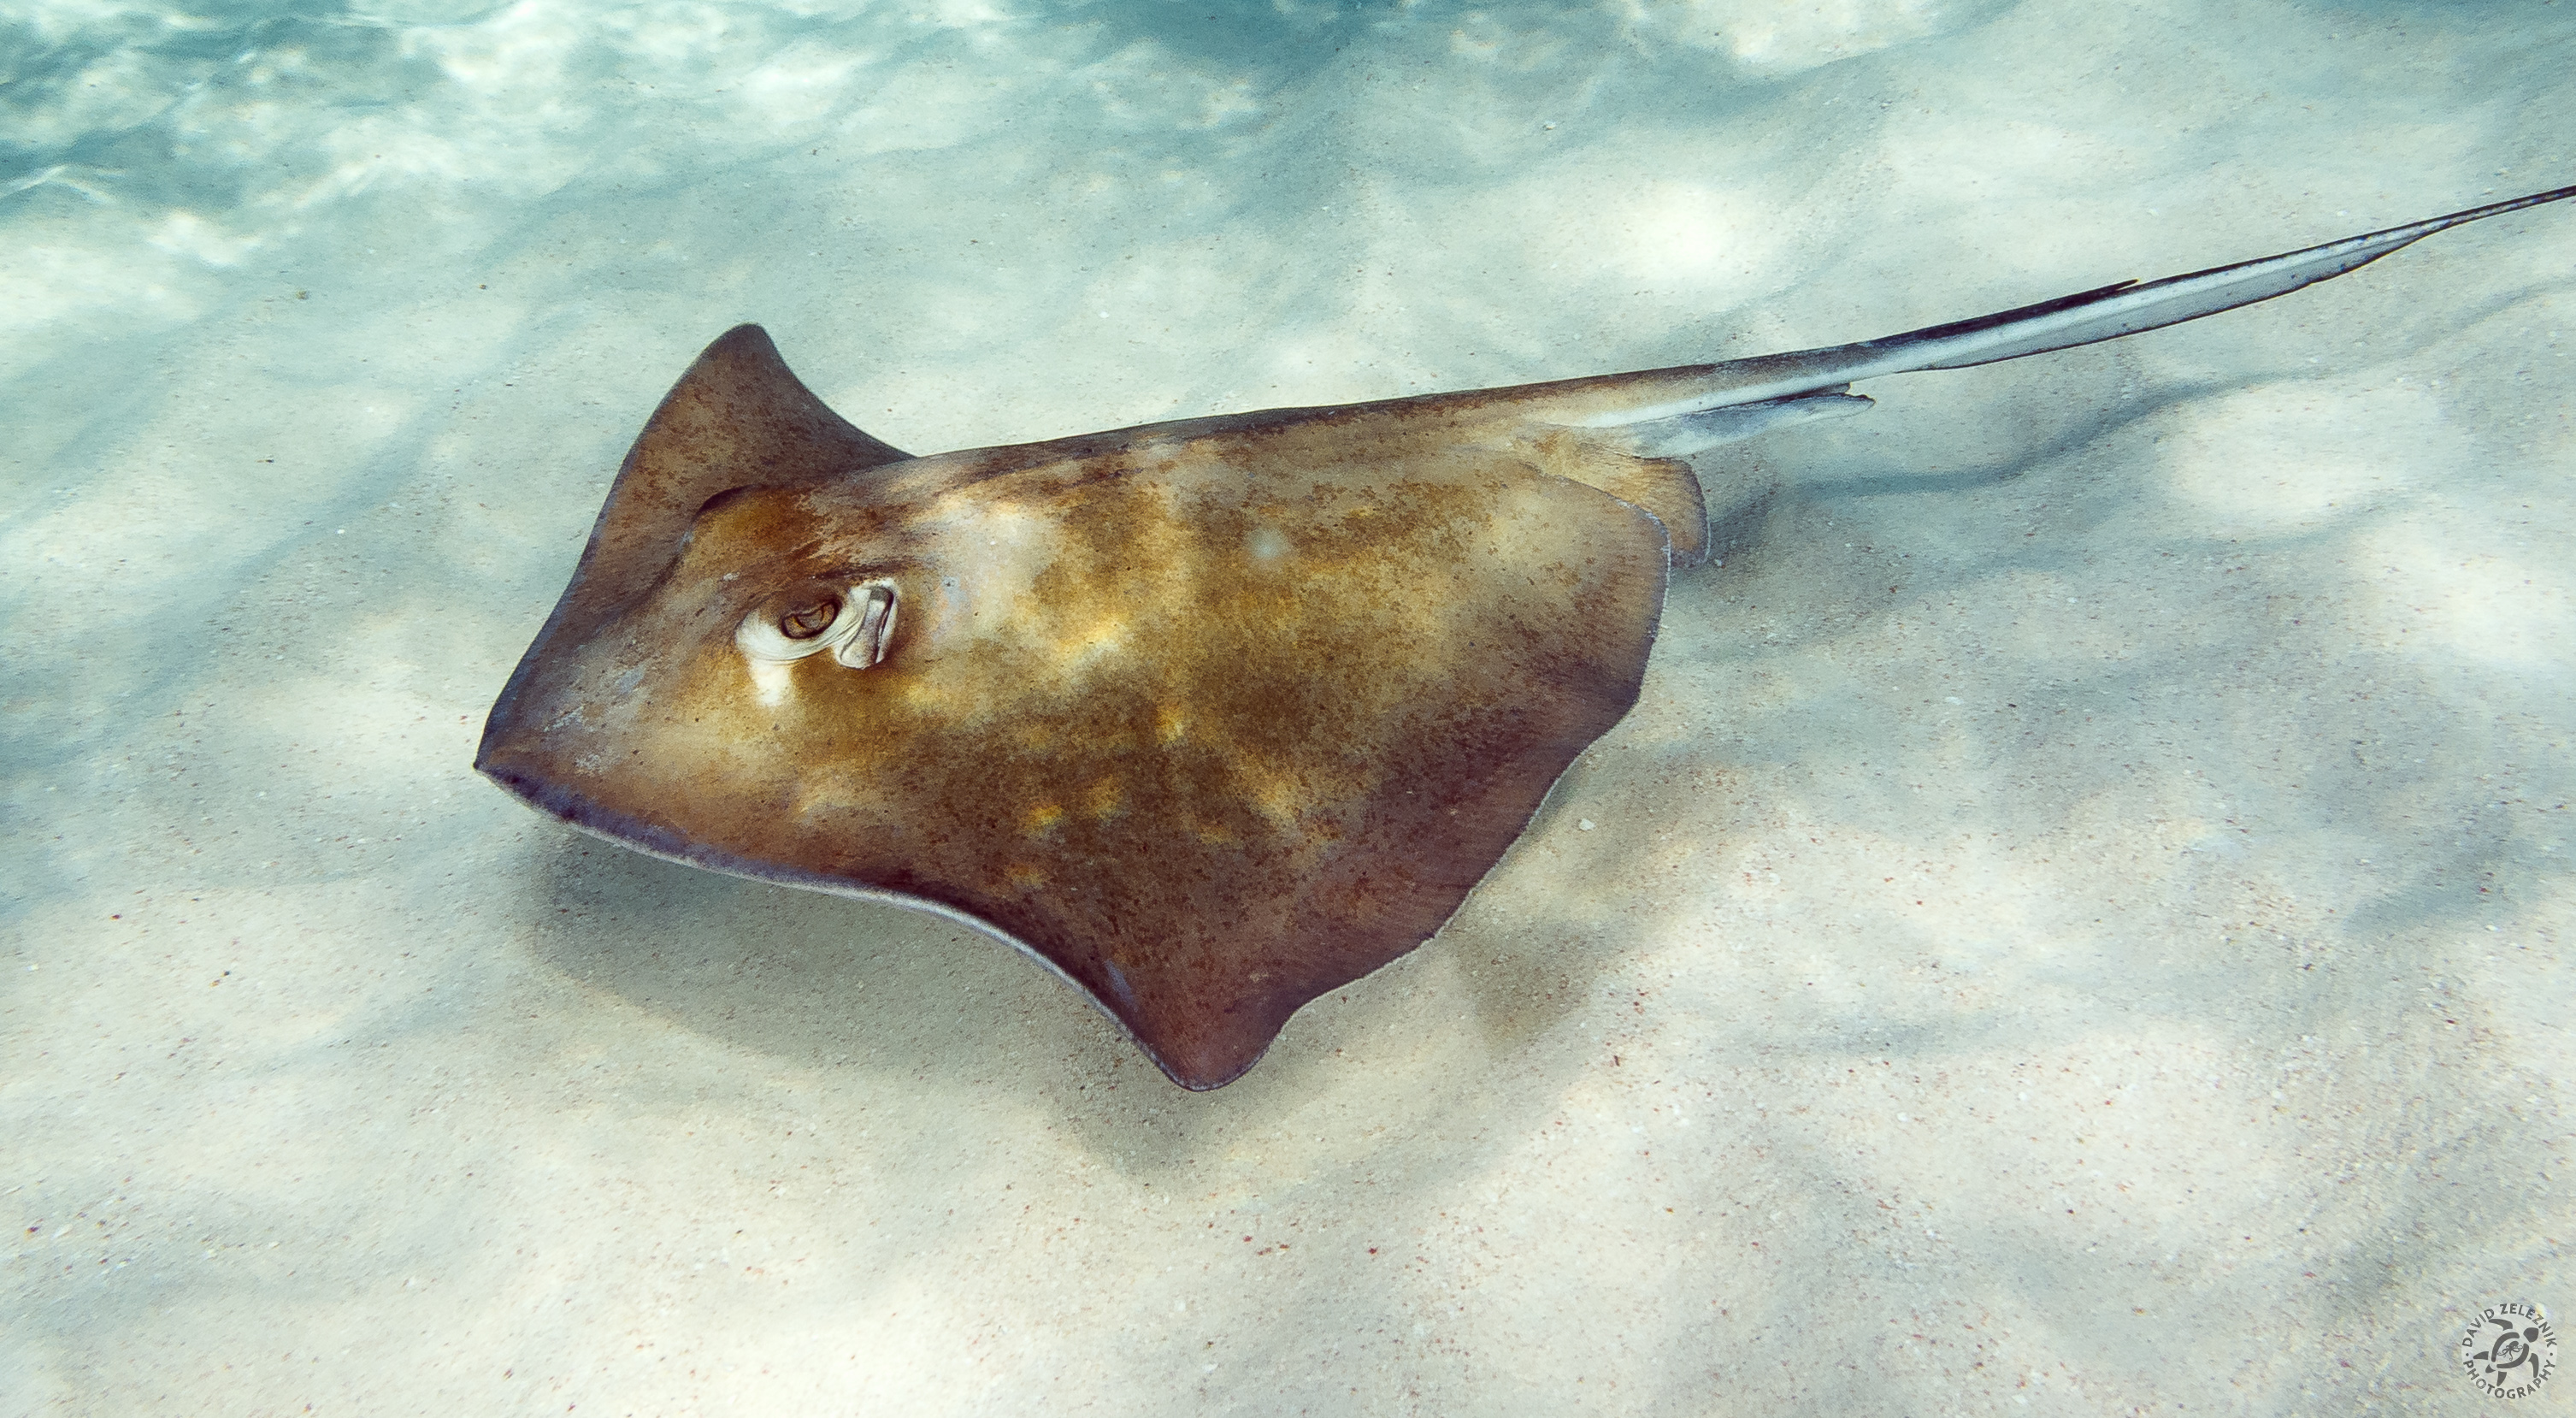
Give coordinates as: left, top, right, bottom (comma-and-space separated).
2460, 1303, 2556, 1399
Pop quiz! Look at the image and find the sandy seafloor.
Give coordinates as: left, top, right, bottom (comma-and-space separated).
5, 0, 2573, 1411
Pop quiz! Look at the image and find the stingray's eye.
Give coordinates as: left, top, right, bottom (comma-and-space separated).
778, 597, 840, 640
737, 580, 899, 670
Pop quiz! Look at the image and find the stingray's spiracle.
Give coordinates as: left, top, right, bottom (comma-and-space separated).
735, 581, 899, 670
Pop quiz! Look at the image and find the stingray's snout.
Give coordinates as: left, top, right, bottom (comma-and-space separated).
471, 723, 610, 840
471, 744, 534, 801
471, 723, 543, 807
472, 677, 564, 811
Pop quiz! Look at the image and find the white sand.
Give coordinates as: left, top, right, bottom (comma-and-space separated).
5, 0, 2571, 1411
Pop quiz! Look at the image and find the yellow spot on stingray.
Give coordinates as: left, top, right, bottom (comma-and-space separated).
1026, 803, 1065, 833
1058, 612, 1130, 663
1004, 863, 1048, 889
1085, 777, 1123, 819
1190, 818, 1239, 847
1240, 765, 1308, 827
1155, 704, 1188, 744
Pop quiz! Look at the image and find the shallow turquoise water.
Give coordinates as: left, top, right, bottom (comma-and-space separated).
5, 2, 2572, 1412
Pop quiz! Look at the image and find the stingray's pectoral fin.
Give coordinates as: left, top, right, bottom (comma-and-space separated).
1520, 391, 1869, 570
528, 325, 914, 653
1615, 389, 1874, 458
479, 325, 920, 784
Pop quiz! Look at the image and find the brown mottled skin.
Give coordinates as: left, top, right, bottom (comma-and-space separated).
479, 327, 1692, 1088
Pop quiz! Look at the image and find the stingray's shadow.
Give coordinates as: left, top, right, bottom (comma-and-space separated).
506, 792, 1666, 1161
1797, 265, 2576, 505
1802, 376, 2240, 502
510, 828, 1541, 1119
516, 830, 1144, 1084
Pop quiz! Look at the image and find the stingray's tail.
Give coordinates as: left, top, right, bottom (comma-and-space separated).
1515, 182, 2575, 456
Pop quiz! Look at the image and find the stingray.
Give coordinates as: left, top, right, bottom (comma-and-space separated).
479, 184, 2570, 1089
